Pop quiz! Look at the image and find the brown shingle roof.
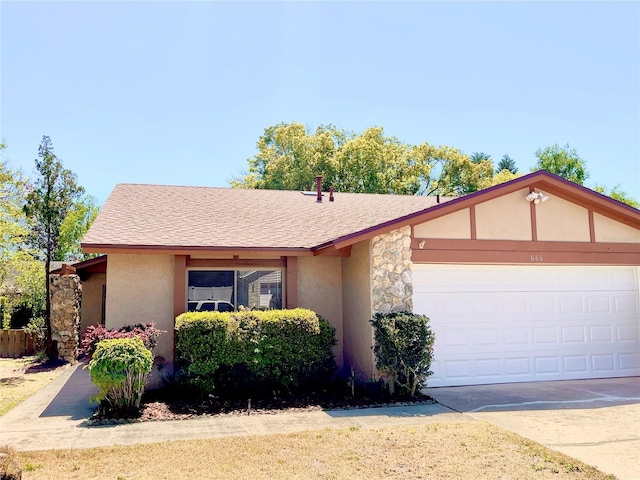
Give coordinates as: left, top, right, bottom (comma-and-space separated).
82, 184, 450, 251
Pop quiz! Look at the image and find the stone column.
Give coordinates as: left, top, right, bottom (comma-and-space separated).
371, 226, 413, 314
50, 274, 82, 363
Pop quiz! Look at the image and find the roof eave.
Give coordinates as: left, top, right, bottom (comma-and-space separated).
327, 171, 640, 250
81, 243, 314, 257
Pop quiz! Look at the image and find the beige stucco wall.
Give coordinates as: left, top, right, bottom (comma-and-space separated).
297, 256, 344, 370
341, 240, 375, 380
594, 213, 640, 243
413, 208, 471, 239
536, 192, 590, 242
476, 188, 532, 240
80, 272, 105, 332
105, 254, 175, 362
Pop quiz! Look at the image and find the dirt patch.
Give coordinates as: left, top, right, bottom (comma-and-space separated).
87, 385, 436, 425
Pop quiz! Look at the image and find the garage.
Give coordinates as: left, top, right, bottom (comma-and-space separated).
413, 264, 640, 387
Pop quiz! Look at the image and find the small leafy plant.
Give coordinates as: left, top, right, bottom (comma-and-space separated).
370, 311, 435, 398
87, 337, 153, 415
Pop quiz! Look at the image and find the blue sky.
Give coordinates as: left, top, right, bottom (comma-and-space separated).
2, 1, 638, 205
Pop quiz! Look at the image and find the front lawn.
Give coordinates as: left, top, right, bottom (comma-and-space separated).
0, 356, 67, 416
16, 423, 613, 479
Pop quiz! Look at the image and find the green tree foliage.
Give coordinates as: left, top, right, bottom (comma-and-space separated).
232, 122, 486, 196
0, 144, 45, 329
23, 136, 84, 359
0, 144, 28, 254
496, 154, 518, 174
533, 143, 637, 207
0, 250, 45, 329
441, 153, 495, 195
533, 143, 589, 185
594, 185, 639, 209
469, 152, 491, 164
490, 168, 521, 187
56, 194, 99, 261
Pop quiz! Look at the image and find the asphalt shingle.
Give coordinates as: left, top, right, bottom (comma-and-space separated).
82, 184, 449, 250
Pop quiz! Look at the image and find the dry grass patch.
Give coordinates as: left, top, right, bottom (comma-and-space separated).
0, 356, 67, 416
17, 422, 613, 480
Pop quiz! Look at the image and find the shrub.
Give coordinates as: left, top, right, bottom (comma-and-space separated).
87, 337, 153, 414
175, 308, 337, 396
174, 312, 248, 393
0, 445, 21, 480
370, 311, 435, 398
24, 315, 45, 350
80, 322, 165, 357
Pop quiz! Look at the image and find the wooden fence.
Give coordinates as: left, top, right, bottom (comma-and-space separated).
0, 329, 39, 358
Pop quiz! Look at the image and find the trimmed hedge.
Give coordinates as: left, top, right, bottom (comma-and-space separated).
175, 308, 336, 395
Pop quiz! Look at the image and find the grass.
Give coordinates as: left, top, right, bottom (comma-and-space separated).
0, 355, 67, 416
15, 423, 614, 480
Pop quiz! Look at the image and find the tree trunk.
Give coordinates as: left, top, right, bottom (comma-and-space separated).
44, 244, 57, 362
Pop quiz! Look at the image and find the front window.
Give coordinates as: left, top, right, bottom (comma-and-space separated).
187, 269, 283, 311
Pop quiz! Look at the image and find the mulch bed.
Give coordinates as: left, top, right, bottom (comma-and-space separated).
86, 387, 436, 426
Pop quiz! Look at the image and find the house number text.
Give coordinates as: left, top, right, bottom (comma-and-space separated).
530, 255, 544, 262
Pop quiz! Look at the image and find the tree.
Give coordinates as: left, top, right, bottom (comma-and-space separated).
440, 153, 495, 195
0, 144, 46, 329
470, 152, 491, 164
594, 185, 639, 209
496, 154, 518, 174
56, 195, 99, 261
23, 136, 84, 360
232, 122, 486, 196
0, 144, 28, 254
533, 143, 589, 185
490, 168, 520, 187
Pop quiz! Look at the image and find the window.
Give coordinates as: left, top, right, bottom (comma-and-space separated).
187, 269, 283, 311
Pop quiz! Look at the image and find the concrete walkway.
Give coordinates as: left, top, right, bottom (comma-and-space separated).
0, 362, 470, 451
426, 378, 640, 480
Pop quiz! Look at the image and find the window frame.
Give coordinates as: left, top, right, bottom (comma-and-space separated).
185, 266, 285, 312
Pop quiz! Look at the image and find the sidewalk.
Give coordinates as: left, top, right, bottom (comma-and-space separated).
0, 363, 470, 451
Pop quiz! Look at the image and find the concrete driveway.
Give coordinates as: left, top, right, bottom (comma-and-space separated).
425, 377, 640, 480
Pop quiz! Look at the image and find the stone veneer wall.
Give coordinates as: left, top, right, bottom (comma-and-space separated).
50, 274, 82, 363
371, 226, 413, 313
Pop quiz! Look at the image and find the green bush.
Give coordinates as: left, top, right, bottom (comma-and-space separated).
175, 308, 337, 396
370, 311, 435, 398
87, 337, 153, 414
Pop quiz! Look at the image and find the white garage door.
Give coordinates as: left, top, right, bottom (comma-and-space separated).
413, 265, 640, 387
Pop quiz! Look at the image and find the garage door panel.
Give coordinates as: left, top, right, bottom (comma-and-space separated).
414, 266, 639, 293
564, 355, 588, 373
532, 327, 557, 344
561, 326, 585, 343
537, 356, 564, 374
615, 295, 638, 313
414, 265, 640, 387
620, 353, 640, 370
588, 296, 611, 313
590, 326, 612, 342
